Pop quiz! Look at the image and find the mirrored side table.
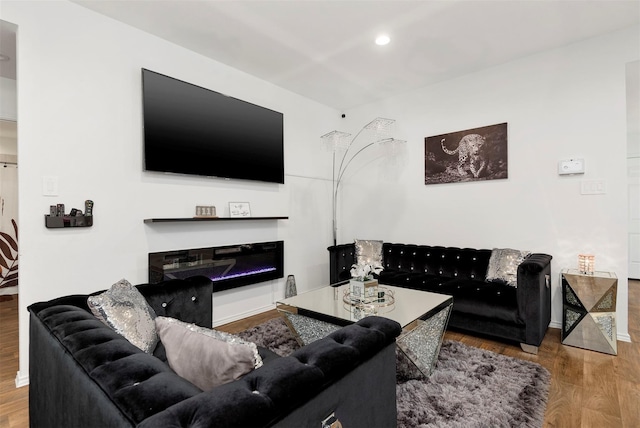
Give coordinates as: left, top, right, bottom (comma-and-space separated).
561, 269, 617, 355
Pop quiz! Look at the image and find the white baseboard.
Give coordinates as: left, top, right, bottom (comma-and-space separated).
617, 332, 632, 343
0, 286, 18, 296
15, 370, 29, 388
212, 303, 276, 327
548, 321, 631, 342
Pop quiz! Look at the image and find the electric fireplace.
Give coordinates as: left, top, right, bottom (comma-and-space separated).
149, 241, 284, 292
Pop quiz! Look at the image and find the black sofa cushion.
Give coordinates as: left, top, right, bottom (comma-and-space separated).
137, 276, 213, 327
35, 304, 201, 424
381, 244, 492, 282
439, 279, 522, 324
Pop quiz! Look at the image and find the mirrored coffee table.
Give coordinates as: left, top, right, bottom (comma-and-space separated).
277, 283, 453, 378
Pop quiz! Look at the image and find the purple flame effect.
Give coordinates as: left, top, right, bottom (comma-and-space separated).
209, 267, 276, 282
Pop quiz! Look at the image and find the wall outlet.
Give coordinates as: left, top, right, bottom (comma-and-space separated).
581, 179, 606, 195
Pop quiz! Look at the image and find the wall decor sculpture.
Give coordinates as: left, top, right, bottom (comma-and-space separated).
425, 122, 508, 185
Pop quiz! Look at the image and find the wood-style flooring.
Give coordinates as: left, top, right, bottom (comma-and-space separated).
1, 280, 638, 427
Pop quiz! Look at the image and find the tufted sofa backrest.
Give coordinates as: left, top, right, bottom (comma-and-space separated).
137, 275, 213, 327
28, 276, 214, 328
328, 242, 492, 283
382, 243, 492, 281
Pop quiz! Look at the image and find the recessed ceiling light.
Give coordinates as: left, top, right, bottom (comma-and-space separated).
0, 54, 10, 61
375, 34, 390, 46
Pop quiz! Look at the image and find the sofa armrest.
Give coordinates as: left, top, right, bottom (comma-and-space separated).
517, 253, 553, 347
139, 316, 402, 428
328, 244, 357, 284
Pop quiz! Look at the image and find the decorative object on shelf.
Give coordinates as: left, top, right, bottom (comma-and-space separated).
578, 253, 595, 275
425, 122, 508, 185
321, 118, 406, 245
195, 205, 217, 218
45, 199, 94, 228
229, 202, 251, 218
285, 275, 297, 298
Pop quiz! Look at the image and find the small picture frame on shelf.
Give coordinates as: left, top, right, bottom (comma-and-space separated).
195, 205, 217, 218
229, 202, 251, 218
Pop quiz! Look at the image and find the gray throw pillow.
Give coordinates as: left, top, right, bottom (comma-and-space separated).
87, 279, 159, 353
155, 316, 262, 391
485, 248, 531, 287
355, 239, 383, 267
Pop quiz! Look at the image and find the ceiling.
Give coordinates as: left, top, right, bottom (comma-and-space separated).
69, 0, 639, 110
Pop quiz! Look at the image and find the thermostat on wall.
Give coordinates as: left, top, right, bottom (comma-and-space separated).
558, 159, 585, 175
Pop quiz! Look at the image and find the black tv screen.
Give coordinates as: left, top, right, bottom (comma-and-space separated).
142, 69, 284, 184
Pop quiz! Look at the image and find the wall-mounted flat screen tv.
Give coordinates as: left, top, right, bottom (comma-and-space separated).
142, 69, 284, 184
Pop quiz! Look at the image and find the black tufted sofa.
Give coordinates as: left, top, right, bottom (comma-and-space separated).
328, 243, 552, 353
28, 276, 401, 428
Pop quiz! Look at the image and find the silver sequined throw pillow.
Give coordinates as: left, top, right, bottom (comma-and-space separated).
354, 239, 383, 267
87, 279, 159, 353
485, 248, 531, 287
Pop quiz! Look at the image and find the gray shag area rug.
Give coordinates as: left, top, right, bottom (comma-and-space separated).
237, 317, 550, 428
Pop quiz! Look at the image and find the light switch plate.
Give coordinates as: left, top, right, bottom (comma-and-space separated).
581, 179, 606, 195
558, 159, 585, 175
42, 176, 59, 196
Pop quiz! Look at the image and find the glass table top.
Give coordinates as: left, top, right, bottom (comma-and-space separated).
277, 282, 453, 328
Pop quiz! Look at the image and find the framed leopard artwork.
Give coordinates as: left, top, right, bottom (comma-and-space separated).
424, 122, 508, 185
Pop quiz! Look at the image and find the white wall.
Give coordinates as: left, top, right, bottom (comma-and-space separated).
3, 0, 340, 386
341, 25, 639, 340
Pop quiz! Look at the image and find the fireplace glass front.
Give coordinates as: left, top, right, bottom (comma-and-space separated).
149, 241, 284, 292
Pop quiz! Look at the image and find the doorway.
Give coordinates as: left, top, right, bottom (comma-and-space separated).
0, 20, 18, 296
628, 60, 639, 280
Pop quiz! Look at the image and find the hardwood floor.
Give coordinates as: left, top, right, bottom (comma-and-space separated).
1, 280, 638, 427
0, 295, 27, 428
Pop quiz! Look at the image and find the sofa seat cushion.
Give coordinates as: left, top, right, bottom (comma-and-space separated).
439, 279, 522, 325
379, 274, 521, 325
